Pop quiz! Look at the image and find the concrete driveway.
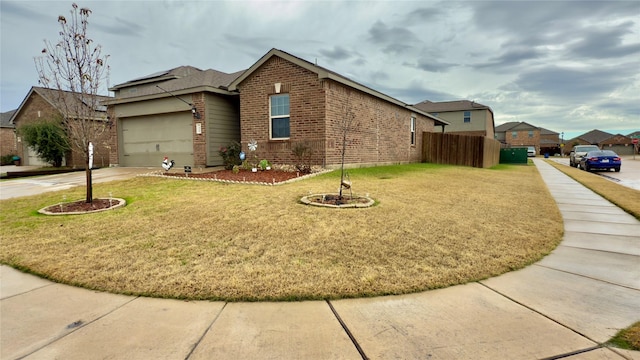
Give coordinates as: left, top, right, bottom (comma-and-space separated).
548, 155, 640, 191
1, 159, 639, 359
0, 167, 155, 200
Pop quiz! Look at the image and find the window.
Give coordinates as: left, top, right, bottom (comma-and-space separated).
512, 131, 518, 139
270, 94, 290, 139
528, 130, 534, 138
410, 116, 416, 145
463, 111, 471, 123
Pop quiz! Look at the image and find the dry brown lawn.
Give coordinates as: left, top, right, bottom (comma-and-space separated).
0, 163, 562, 301
546, 160, 640, 219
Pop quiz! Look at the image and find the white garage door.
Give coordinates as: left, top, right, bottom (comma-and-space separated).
26, 146, 50, 166
121, 113, 193, 167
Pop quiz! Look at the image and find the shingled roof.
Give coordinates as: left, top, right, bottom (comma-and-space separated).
10, 87, 111, 123
413, 100, 491, 113
574, 129, 614, 144
1, 110, 16, 128
108, 66, 245, 100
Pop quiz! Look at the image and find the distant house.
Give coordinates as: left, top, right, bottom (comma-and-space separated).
567, 129, 635, 155
228, 49, 448, 167
10, 87, 112, 167
106, 49, 449, 168
494, 122, 564, 155
495, 122, 541, 153
105, 66, 244, 167
1, 110, 17, 159
539, 127, 561, 156
413, 100, 495, 138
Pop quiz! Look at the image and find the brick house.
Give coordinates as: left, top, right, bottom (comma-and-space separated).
1, 110, 17, 160
539, 127, 561, 156
10, 87, 112, 167
495, 122, 542, 154
227, 49, 448, 168
413, 100, 495, 138
567, 129, 635, 155
105, 66, 243, 167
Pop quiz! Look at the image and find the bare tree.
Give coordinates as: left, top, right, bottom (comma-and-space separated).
339, 92, 357, 200
34, 3, 110, 203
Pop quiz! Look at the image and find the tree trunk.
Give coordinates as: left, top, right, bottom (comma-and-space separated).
85, 159, 93, 204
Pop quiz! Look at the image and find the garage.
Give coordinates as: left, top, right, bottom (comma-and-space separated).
120, 113, 193, 167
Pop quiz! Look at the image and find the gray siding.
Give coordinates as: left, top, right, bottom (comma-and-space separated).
206, 94, 240, 166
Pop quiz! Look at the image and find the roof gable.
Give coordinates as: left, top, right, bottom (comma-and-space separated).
228, 48, 449, 126
576, 129, 614, 144
10, 87, 111, 124
495, 121, 538, 132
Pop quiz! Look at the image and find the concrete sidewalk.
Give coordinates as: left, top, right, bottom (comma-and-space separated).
1, 159, 639, 359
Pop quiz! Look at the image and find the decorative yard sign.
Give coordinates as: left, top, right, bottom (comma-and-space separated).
184, 166, 192, 177
88, 142, 94, 169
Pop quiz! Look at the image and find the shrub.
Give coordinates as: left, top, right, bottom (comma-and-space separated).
292, 141, 314, 174
1, 154, 18, 165
218, 141, 242, 170
17, 120, 70, 167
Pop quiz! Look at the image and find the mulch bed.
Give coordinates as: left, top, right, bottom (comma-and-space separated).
44, 199, 118, 213
161, 169, 310, 184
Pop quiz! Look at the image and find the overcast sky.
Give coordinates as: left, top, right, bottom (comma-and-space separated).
1, 0, 638, 139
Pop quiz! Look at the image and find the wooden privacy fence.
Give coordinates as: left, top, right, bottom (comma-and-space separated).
422, 132, 501, 168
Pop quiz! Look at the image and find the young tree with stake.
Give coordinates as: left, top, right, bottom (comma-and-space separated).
34, 3, 110, 203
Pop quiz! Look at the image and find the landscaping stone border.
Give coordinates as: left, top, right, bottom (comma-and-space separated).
38, 198, 126, 216
300, 194, 375, 208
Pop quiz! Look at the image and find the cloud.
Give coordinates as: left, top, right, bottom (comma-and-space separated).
367, 20, 420, 54
570, 22, 640, 59
406, 59, 457, 73
318, 46, 353, 61
94, 16, 145, 37
473, 47, 545, 69
0, 1, 48, 21
512, 65, 633, 101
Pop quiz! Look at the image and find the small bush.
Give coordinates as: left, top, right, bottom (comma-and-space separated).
218, 141, 242, 170
292, 141, 314, 174
1, 154, 18, 165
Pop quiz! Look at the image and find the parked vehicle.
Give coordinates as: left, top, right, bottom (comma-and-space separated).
569, 145, 600, 167
527, 146, 536, 157
579, 150, 621, 172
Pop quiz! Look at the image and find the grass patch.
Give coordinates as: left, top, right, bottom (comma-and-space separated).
546, 161, 640, 220
0, 163, 563, 301
607, 321, 640, 350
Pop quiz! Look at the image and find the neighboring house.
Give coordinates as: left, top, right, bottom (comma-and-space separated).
567, 129, 635, 155
413, 100, 495, 138
11, 87, 112, 167
105, 66, 244, 167
539, 127, 561, 156
495, 122, 542, 154
1, 110, 17, 158
227, 48, 448, 167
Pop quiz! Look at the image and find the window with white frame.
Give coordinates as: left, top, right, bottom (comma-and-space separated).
512, 131, 518, 139
463, 111, 471, 123
410, 116, 416, 145
270, 94, 290, 139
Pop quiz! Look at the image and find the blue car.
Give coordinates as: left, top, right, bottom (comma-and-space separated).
579, 150, 621, 172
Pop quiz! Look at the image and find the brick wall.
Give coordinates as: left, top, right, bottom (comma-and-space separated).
237, 56, 433, 167
14, 92, 110, 168
191, 92, 207, 166
237, 56, 326, 165
505, 129, 541, 153
324, 80, 432, 166
0, 128, 17, 158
